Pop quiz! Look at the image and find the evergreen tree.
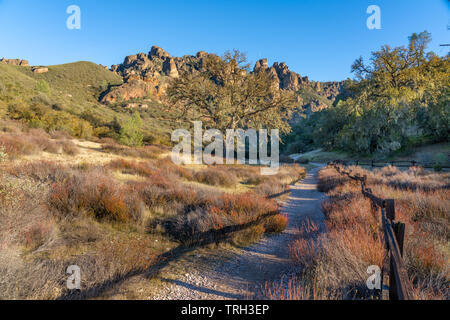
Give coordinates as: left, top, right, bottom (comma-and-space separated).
119, 112, 144, 147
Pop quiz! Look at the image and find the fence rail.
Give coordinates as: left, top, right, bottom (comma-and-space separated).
333, 159, 450, 169
328, 161, 413, 300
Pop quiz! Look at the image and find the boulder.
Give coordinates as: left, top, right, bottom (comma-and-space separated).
32, 66, 49, 74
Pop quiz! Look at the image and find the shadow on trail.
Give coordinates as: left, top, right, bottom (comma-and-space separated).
161, 279, 242, 299
57, 211, 280, 300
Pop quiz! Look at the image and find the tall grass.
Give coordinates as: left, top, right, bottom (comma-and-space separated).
0, 129, 79, 158
267, 165, 449, 300
0, 144, 301, 299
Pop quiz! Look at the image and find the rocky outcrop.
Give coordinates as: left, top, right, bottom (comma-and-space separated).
149, 46, 171, 60
103, 46, 216, 104
163, 58, 179, 78
253, 60, 311, 92
101, 79, 153, 104
32, 66, 49, 74
254, 59, 268, 72
320, 81, 347, 101
102, 46, 347, 111
1, 58, 30, 66
253, 59, 346, 110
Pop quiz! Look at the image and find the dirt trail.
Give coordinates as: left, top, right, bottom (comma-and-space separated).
147, 165, 326, 300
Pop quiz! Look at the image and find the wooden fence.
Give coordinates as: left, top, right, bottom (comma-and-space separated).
333, 159, 450, 169
328, 161, 413, 300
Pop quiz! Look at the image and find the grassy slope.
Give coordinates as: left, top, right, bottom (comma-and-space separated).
0, 62, 178, 144
291, 142, 450, 164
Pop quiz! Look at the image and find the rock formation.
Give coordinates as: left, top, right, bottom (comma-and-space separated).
101, 45, 347, 114
1, 58, 30, 66
102, 46, 215, 104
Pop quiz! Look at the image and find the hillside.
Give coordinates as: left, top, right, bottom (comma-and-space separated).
1, 48, 347, 146
0, 61, 179, 145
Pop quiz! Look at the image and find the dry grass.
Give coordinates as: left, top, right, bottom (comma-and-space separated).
0, 140, 300, 299
101, 140, 166, 160
0, 128, 79, 159
275, 166, 449, 300
193, 167, 238, 187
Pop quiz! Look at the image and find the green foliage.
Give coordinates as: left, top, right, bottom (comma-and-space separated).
8, 103, 93, 138
286, 31, 449, 156
435, 152, 447, 164
35, 80, 50, 94
119, 112, 144, 147
0, 62, 175, 145
0, 146, 7, 162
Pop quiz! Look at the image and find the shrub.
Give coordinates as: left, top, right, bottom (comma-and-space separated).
119, 112, 144, 147
317, 167, 348, 192
254, 178, 286, 197
108, 159, 153, 176
289, 238, 321, 269
48, 169, 143, 223
49, 130, 72, 140
0, 146, 7, 162
5, 161, 69, 183
58, 140, 79, 156
264, 214, 288, 233
193, 167, 237, 187
102, 142, 163, 159
35, 80, 50, 94
380, 165, 400, 177
0, 133, 39, 158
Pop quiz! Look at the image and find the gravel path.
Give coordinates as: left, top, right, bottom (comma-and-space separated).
151, 165, 326, 300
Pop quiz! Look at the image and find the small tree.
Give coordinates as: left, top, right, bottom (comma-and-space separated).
119, 112, 144, 147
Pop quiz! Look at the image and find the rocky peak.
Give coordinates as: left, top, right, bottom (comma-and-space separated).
196, 51, 208, 58
253, 59, 268, 72
254, 60, 308, 92
149, 46, 171, 60
103, 46, 347, 110
1, 58, 30, 67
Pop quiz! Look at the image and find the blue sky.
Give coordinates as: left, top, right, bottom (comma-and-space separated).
0, 0, 448, 81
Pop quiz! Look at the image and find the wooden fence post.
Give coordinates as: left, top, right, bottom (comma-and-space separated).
385, 199, 395, 221
393, 222, 406, 257
389, 255, 398, 300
